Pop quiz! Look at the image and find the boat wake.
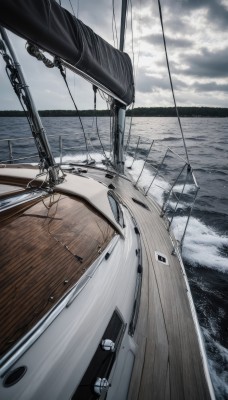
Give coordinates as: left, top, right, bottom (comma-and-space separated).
202, 328, 228, 399
172, 217, 228, 274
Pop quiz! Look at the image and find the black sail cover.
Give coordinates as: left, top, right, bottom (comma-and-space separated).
0, 0, 134, 105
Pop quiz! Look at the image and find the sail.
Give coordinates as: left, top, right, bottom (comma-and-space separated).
0, 0, 134, 105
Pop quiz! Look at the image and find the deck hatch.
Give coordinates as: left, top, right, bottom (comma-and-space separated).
108, 191, 124, 227
132, 197, 150, 210
155, 251, 169, 266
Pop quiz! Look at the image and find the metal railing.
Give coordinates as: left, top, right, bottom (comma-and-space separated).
0, 133, 87, 165
126, 136, 200, 248
0, 136, 38, 164
0, 133, 199, 248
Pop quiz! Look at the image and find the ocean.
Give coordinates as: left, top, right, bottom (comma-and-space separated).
0, 116, 227, 399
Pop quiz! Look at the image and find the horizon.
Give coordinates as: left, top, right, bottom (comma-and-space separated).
0, 106, 228, 112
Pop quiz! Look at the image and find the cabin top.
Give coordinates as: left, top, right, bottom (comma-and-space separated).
0, 165, 123, 235
0, 177, 118, 357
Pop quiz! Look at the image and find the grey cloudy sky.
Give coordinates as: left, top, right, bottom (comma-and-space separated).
0, 0, 228, 110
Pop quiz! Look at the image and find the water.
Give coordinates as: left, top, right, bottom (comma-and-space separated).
0, 116, 227, 399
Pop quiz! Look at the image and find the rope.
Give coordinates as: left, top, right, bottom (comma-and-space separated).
26, 43, 54, 68
93, 86, 110, 162
55, 58, 92, 162
76, 0, 80, 18
68, 0, 76, 18
134, 0, 142, 81
125, 102, 135, 152
112, 0, 118, 48
157, 0, 190, 165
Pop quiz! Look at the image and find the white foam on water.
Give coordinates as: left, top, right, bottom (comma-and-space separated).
174, 183, 196, 194
58, 153, 228, 274
168, 200, 188, 211
55, 151, 108, 166
202, 327, 228, 399
126, 157, 169, 206
171, 216, 228, 273
57, 151, 227, 396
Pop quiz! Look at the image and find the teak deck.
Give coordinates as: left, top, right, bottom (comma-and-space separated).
0, 188, 115, 356
0, 168, 213, 400
86, 168, 212, 400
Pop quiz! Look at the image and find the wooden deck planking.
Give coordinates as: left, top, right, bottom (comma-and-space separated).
0, 168, 212, 399
0, 190, 115, 356
86, 169, 212, 400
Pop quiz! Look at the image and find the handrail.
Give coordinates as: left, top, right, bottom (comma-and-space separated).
134, 140, 154, 187
0, 132, 199, 249
126, 135, 199, 248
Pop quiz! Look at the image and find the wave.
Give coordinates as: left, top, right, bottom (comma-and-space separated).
125, 157, 169, 206
125, 155, 228, 274
173, 183, 196, 194
172, 217, 228, 273
55, 151, 109, 165
202, 327, 228, 399
161, 136, 181, 142
59, 153, 228, 275
193, 168, 228, 176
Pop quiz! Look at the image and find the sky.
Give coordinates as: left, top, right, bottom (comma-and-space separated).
0, 0, 228, 110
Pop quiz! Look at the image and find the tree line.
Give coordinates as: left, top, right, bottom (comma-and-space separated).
0, 107, 227, 117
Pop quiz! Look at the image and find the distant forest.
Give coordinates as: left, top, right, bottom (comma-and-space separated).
0, 107, 228, 117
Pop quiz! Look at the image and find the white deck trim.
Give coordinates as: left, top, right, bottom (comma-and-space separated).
0, 167, 124, 236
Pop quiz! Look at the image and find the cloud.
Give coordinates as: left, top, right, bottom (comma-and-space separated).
136, 67, 188, 93
142, 33, 193, 48
192, 81, 228, 93
164, 0, 228, 29
180, 47, 228, 78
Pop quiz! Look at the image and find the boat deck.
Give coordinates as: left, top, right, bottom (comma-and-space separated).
86, 167, 213, 400
0, 185, 115, 357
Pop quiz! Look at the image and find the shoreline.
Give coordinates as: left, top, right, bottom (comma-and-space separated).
0, 107, 228, 118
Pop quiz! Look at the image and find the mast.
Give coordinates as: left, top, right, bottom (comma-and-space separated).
0, 27, 60, 185
120, 0, 128, 52
112, 0, 128, 174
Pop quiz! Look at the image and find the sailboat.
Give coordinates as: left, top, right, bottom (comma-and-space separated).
0, 0, 215, 399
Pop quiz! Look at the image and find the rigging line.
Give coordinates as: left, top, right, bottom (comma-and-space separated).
112, 1, 116, 47
97, 89, 113, 156
68, 0, 76, 18
157, 0, 190, 165
125, 102, 135, 153
56, 59, 92, 161
112, 0, 119, 48
135, 0, 142, 81
94, 86, 110, 162
76, 0, 80, 18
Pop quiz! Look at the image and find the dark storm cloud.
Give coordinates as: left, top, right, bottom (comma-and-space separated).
185, 0, 228, 28
179, 47, 228, 78
136, 68, 187, 93
142, 33, 193, 48
164, 0, 228, 29
193, 81, 228, 93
